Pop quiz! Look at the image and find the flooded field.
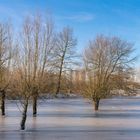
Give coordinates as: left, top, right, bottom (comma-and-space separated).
0, 97, 140, 140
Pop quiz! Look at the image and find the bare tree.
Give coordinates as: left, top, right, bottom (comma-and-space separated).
0, 22, 13, 115
32, 15, 55, 117
82, 35, 136, 110
53, 27, 77, 95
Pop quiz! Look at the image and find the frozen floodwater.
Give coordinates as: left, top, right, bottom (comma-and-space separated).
0, 97, 140, 140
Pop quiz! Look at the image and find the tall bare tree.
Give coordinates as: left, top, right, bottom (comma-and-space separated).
82, 35, 136, 110
0, 22, 13, 115
32, 15, 55, 117
53, 27, 77, 95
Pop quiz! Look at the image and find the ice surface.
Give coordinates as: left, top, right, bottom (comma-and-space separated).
0, 97, 140, 140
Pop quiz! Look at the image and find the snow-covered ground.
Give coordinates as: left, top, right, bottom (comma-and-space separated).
0, 97, 140, 140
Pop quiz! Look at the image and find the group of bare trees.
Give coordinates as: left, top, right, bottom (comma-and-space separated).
0, 15, 77, 130
0, 14, 137, 130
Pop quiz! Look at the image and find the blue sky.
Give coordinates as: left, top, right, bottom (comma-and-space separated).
0, 0, 140, 65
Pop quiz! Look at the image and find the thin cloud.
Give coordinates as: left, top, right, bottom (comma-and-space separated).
57, 12, 95, 22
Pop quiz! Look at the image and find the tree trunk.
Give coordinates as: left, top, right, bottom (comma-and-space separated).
56, 80, 61, 95
20, 99, 28, 130
56, 54, 65, 95
33, 95, 37, 117
1, 90, 5, 116
94, 100, 100, 111
56, 70, 62, 95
